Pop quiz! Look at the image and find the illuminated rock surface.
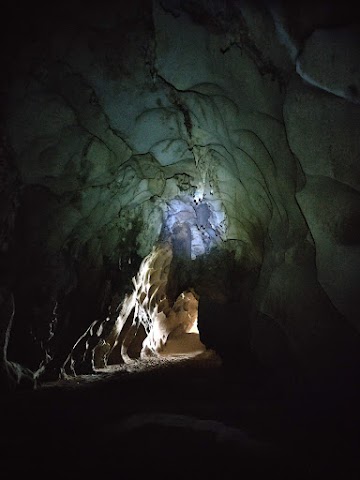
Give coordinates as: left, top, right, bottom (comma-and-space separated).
0, 0, 359, 476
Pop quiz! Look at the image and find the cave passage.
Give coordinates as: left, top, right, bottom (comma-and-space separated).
1, 0, 360, 477
1, 0, 359, 405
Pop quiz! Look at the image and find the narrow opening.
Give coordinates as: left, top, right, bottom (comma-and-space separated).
62, 192, 227, 376
102, 241, 208, 370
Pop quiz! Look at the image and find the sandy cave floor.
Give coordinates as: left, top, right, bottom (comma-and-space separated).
0, 351, 359, 478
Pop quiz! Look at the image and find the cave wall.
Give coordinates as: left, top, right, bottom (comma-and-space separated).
0, 0, 360, 382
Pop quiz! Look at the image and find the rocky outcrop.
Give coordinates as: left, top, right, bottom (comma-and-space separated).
0, 288, 35, 391
62, 241, 206, 375
296, 27, 360, 105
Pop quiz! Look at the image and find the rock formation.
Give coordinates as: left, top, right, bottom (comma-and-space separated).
0, 0, 359, 389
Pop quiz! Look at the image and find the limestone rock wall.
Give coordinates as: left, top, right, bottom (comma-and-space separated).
0, 0, 359, 380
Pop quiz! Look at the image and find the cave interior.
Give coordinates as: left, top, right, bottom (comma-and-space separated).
1, 0, 360, 477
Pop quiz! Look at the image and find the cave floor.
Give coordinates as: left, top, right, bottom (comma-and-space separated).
0, 352, 359, 479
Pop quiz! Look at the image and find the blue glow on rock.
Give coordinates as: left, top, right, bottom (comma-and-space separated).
164, 195, 226, 259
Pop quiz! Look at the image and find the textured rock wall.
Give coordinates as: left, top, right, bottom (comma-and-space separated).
1, 0, 359, 380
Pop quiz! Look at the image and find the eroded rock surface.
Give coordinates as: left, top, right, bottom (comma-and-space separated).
0, 0, 359, 386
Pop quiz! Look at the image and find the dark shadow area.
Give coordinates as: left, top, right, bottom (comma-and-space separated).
1, 352, 360, 478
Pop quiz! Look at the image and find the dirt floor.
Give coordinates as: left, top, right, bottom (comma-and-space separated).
0, 351, 359, 478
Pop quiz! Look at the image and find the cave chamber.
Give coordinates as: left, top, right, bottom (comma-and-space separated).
1, 0, 360, 477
